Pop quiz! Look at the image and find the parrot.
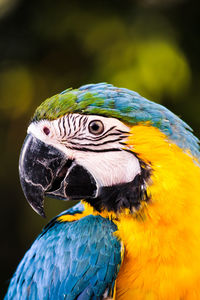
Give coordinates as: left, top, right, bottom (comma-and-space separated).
5, 82, 200, 300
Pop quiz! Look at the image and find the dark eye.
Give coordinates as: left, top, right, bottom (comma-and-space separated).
88, 120, 104, 135
43, 127, 50, 135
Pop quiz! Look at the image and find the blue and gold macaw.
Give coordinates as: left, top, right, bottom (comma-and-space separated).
5, 83, 200, 299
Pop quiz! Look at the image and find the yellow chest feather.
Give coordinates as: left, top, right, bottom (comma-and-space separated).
114, 126, 200, 300
59, 125, 200, 300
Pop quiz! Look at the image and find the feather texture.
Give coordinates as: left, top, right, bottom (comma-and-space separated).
33, 83, 199, 161
5, 207, 122, 300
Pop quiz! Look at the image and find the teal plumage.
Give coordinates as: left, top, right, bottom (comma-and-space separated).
5, 204, 121, 299
33, 83, 199, 161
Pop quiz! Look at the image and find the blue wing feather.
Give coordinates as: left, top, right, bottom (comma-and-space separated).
5, 208, 121, 300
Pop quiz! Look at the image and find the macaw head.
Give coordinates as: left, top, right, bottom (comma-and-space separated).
19, 83, 200, 218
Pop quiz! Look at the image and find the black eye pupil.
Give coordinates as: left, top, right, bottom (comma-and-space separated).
91, 123, 99, 131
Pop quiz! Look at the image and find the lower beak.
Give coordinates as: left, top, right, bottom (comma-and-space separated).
19, 134, 97, 217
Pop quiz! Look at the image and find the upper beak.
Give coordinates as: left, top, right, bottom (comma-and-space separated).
19, 134, 68, 217
19, 134, 97, 217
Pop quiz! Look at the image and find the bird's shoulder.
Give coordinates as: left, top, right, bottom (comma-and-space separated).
5, 202, 122, 299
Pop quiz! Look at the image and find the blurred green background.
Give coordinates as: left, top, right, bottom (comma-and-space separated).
0, 0, 199, 297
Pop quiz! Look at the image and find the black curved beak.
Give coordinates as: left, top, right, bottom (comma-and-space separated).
19, 134, 97, 217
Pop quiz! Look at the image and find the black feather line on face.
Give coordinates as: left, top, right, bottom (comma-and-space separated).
67, 132, 127, 142
85, 156, 151, 213
58, 118, 62, 136
65, 137, 126, 147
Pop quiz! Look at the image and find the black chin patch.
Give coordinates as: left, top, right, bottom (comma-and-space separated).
66, 165, 97, 199
86, 165, 151, 213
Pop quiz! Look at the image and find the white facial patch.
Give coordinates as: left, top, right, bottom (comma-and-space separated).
28, 114, 141, 188
74, 150, 141, 187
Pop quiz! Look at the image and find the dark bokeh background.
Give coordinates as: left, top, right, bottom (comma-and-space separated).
0, 0, 199, 297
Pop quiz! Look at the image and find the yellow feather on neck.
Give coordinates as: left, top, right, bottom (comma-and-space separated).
115, 125, 200, 299
59, 124, 200, 299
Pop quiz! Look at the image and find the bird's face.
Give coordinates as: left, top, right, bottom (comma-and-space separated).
19, 113, 150, 216
18, 83, 200, 223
